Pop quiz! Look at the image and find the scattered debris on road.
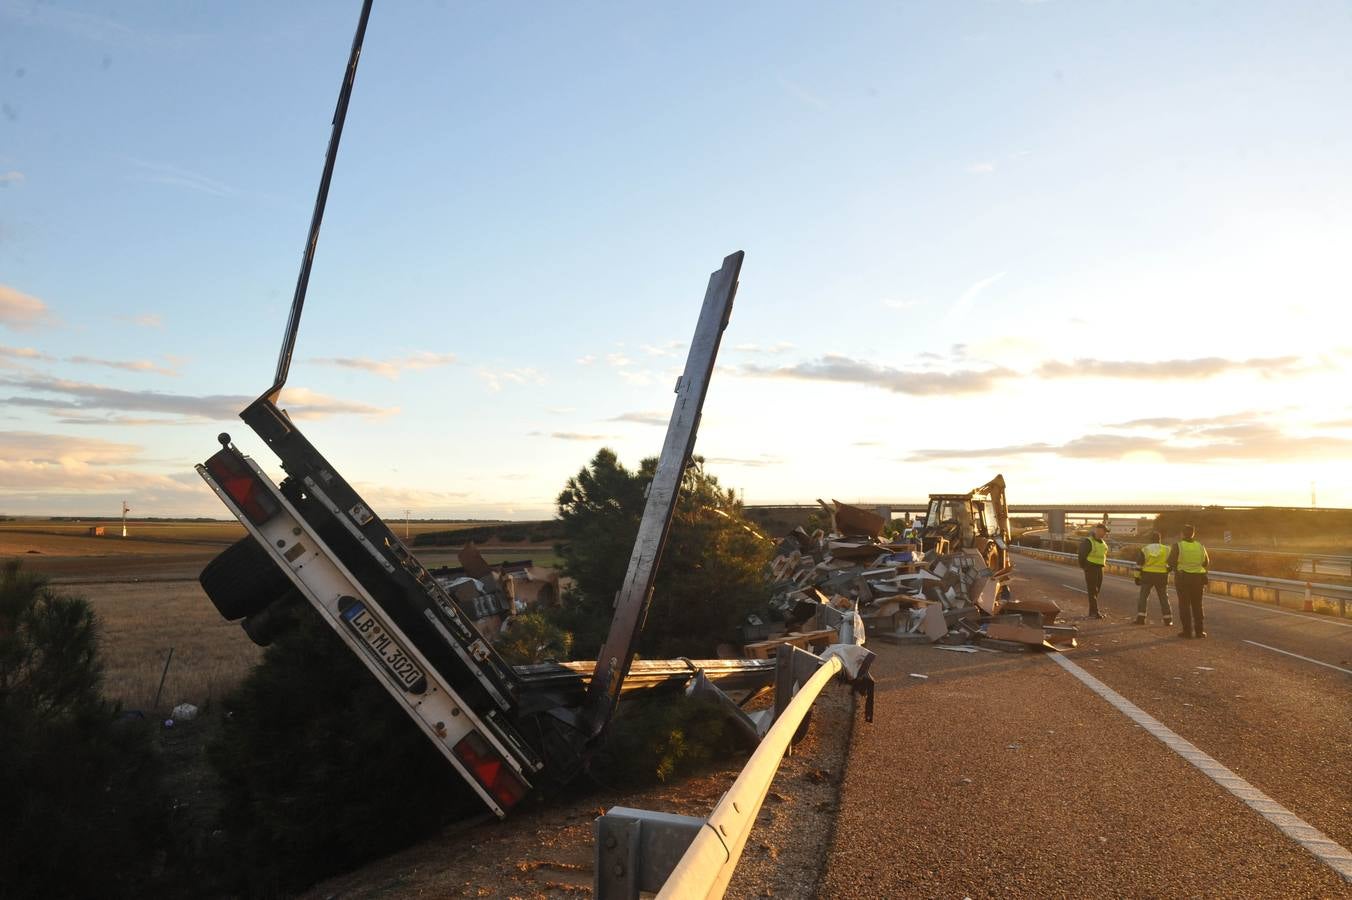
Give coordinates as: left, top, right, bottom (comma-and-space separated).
750, 485, 1077, 656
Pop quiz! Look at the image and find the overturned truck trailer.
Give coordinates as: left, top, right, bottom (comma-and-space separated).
194, 0, 870, 819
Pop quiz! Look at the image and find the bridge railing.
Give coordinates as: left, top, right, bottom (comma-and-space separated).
1012, 545, 1352, 618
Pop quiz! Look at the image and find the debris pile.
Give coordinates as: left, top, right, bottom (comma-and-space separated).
432, 542, 562, 638
748, 499, 1075, 655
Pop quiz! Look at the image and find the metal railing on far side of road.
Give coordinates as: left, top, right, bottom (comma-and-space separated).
592, 641, 874, 900
1012, 545, 1352, 618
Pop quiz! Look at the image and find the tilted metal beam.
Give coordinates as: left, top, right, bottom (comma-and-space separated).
581, 251, 743, 739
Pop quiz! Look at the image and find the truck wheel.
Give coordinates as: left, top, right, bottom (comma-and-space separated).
240, 592, 300, 647
200, 537, 292, 621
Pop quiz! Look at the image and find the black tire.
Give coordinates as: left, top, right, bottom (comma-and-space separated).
240, 592, 301, 647
200, 537, 293, 621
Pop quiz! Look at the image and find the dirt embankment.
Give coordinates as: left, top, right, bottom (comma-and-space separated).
302, 689, 859, 899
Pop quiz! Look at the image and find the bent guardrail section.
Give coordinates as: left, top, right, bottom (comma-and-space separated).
1012, 545, 1352, 617
593, 643, 872, 899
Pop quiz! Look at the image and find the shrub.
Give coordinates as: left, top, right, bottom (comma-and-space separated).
0, 561, 168, 900
592, 694, 741, 786
209, 598, 479, 896
555, 449, 772, 660
496, 611, 573, 665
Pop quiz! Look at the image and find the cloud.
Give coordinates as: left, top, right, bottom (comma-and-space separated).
1, 374, 242, 419
949, 272, 1005, 318
118, 313, 163, 328
0, 284, 54, 330
705, 454, 783, 468
617, 369, 656, 387
67, 354, 180, 376
0, 375, 393, 421
606, 353, 633, 368
0, 344, 52, 365
1038, 355, 1303, 380
610, 411, 668, 426
475, 366, 545, 392
967, 162, 996, 174
778, 75, 829, 110
733, 342, 796, 354
881, 298, 921, 311
127, 158, 235, 197
350, 482, 471, 514
1105, 411, 1276, 432
1, 1, 143, 43
0, 430, 206, 500
539, 431, 611, 442
0, 170, 24, 186
311, 351, 457, 380
51, 413, 202, 427
742, 354, 1013, 395
641, 340, 685, 358
277, 387, 396, 420
0, 430, 142, 466
906, 420, 1352, 464
576, 355, 596, 366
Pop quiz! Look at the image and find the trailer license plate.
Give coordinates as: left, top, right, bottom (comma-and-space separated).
341, 603, 426, 692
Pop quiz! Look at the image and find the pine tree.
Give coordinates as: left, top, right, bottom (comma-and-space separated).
0, 561, 167, 899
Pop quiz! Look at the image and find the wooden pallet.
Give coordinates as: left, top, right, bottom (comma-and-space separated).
742, 628, 838, 659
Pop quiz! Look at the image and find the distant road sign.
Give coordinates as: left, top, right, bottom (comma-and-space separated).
1223, 531, 1233, 544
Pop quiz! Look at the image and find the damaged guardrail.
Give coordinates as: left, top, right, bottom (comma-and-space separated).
1012, 545, 1352, 617
593, 643, 873, 899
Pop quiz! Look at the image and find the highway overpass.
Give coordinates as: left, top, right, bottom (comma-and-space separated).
743, 502, 1349, 541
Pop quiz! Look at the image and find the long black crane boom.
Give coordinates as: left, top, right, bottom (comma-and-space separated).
265, 0, 374, 402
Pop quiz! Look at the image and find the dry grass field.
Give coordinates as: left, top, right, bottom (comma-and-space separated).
2, 518, 559, 710
87, 580, 263, 712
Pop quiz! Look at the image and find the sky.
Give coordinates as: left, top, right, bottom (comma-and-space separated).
2, 0, 1351, 520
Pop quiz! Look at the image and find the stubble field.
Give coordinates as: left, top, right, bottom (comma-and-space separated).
1, 518, 557, 710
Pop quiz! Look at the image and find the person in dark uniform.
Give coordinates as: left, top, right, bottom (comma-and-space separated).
1168, 524, 1210, 638
1077, 523, 1109, 619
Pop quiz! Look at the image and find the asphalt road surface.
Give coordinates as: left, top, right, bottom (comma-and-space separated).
820, 554, 1352, 898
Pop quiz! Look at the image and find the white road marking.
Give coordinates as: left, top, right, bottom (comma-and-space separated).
1062, 584, 1087, 593
1208, 595, 1352, 630
1049, 651, 1352, 884
1242, 640, 1352, 676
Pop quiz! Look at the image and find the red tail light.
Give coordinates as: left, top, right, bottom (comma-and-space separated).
453, 732, 528, 810
206, 449, 281, 526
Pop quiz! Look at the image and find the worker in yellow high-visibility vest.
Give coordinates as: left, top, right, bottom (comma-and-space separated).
1167, 524, 1211, 638
1133, 530, 1174, 626
1077, 523, 1110, 619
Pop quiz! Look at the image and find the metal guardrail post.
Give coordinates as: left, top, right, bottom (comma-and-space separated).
595, 808, 705, 899
774, 645, 825, 756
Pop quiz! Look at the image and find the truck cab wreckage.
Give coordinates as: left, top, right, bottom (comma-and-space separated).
193, 0, 873, 820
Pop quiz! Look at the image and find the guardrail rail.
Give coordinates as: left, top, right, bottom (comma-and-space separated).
1012, 545, 1352, 618
593, 642, 873, 899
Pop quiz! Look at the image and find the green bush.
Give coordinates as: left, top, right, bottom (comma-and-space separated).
495, 611, 573, 665
0, 561, 168, 900
593, 694, 740, 786
555, 449, 772, 660
209, 598, 479, 897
